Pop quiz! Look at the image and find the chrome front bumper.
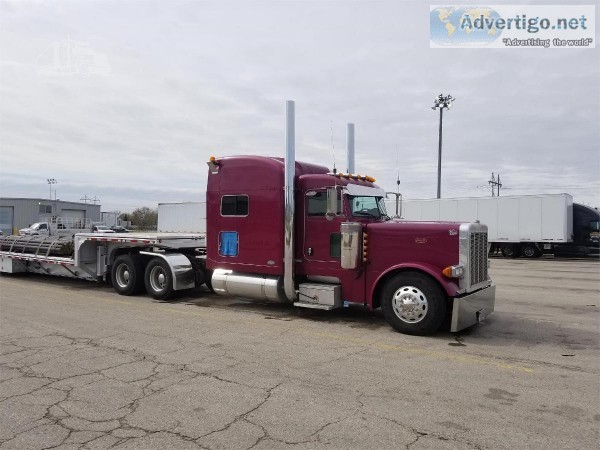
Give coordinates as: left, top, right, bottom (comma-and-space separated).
450, 284, 496, 332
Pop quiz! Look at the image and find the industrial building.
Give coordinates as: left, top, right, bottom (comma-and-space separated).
0, 198, 101, 235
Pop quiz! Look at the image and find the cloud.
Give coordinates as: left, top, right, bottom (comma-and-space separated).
0, 0, 598, 211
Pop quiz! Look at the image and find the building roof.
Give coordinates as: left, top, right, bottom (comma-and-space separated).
0, 197, 101, 207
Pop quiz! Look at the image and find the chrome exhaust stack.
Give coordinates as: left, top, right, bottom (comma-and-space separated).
283, 100, 297, 302
346, 123, 355, 174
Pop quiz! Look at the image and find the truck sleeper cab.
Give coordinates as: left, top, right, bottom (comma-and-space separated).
205, 155, 495, 335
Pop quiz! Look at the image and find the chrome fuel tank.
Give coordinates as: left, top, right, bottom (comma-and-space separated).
211, 269, 287, 303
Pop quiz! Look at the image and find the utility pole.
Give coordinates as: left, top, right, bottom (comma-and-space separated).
80, 195, 90, 204
431, 94, 455, 199
488, 172, 502, 196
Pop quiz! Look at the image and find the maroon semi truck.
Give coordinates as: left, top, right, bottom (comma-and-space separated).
0, 102, 495, 335
203, 153, 494, 335
199, 101, 495, 335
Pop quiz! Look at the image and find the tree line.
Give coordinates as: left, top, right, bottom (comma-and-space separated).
119, 207, 158, 231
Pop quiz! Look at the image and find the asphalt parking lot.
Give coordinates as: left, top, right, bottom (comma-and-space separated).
1, 257, 599, 449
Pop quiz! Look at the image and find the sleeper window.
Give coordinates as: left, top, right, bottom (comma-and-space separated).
221, 195, 248, 216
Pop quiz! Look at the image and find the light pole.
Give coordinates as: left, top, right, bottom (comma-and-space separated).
47, 178, 57, 200
431, 94, 454, 199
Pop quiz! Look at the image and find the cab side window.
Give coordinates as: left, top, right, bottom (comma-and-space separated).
307, 192, 327, 216
307, 191, 342, 216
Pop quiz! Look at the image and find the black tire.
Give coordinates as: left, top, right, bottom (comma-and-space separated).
381, 272, 447, 335
501, 245, 519, 258
521, 244, 541, 258
144, 257, 174, 300
111, 254, 145, 296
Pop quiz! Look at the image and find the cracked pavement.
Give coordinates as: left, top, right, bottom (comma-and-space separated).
1, 258, 599, 449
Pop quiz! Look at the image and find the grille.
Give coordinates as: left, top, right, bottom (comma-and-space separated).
469, 232, 488, 287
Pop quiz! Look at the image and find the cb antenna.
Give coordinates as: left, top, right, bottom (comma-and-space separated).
396, 145, 401, 193
330, 121, 337, 174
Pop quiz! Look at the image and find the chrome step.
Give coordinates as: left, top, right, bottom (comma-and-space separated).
294, 302, 338, 311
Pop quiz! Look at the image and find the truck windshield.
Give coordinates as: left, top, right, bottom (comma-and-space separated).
350, 196, 388, 219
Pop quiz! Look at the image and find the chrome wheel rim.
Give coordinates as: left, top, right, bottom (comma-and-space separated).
115, 264, 130, 288
392, 286, 428, 323
149, 266, 167, 292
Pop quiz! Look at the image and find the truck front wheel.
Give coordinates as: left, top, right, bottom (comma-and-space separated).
112, 254, 144, 296
144, 258, 174, 300
381, 272, 447, 335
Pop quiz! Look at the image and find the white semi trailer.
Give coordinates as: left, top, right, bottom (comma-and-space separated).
157, 202, 206, 233
385, 194, 599, 258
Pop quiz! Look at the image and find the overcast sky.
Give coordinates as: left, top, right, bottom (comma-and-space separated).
1, 0, 598, 213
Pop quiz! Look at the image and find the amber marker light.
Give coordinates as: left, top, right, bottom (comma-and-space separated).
442, 265, 464, 278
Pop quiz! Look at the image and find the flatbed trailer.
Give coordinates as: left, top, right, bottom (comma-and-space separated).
1, 232, 207, 298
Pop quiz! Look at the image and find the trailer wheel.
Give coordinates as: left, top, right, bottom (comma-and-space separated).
521, 244, 541, 258
381, 272, 447, 335
144, 258, 174, 300
112, 254, 144, 296
501, 245, 519, 258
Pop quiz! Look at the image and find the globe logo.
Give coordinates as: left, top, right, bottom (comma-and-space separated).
430, 6, 503, 46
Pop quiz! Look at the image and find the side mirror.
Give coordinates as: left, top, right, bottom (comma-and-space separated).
326, 188, 338, 221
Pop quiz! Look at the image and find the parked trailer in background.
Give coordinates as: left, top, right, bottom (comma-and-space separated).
157, 202, 206, 233
387, 194, 599, 258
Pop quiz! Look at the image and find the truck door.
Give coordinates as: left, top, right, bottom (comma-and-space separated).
303, 190, 342, 267
37, 223, 49, 236
302, 189, 367, 304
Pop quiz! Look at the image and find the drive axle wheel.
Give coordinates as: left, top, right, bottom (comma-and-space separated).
381, 272, 447, 335
111, 254, 144, 296
144, 258, 174, 300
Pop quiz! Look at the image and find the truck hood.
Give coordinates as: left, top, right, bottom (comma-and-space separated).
365, 219, 461, 274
